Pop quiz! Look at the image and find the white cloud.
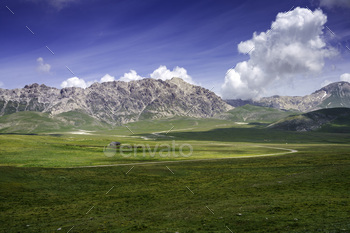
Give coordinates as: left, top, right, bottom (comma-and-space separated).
61, 77, 87, 88
340, 73, 350, 82
36, 57, 51, 74
0, 81, 3, 88
150, 65, 194, 84
119, 70, 145, 82
321, 79, 332, 87
60, 73, 114, 89
100, 74, 115, 83
319, 0, 350, 8
60, 66, 193, 89
221, 7, 337, 100
118, 66, 193, 83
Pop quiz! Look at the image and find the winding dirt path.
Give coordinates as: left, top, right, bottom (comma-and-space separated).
67, 146, 298, 169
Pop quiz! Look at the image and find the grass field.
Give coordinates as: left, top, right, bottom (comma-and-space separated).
1, 117, 350, 232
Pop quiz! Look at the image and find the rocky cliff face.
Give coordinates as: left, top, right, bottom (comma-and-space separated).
225, 82, 350, 112
0, 78, 233, 124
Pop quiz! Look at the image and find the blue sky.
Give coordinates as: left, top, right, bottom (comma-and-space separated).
0, 0, 349, 98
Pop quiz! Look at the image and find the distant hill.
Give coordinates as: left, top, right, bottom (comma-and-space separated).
0, 111, 108, 134
268, 108, 350, 132
225, 82, 350, 112
0, 78, 232, 125
215, 104, 299, 123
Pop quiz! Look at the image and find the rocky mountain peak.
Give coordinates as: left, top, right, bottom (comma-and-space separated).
225, 81, 350, 112
314, 81, 350, 95
0, 78, 233, 124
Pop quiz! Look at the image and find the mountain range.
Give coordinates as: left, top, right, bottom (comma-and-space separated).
1, 79, 350, 133
225, 82, 350, 112
0, 77, 232, 125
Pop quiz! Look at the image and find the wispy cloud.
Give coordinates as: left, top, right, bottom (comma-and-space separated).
28, 0, 80, 10
340, 73, 350, 82
319, 0, 350, 9
36, 57, 51, 74
321, 79, 332, 87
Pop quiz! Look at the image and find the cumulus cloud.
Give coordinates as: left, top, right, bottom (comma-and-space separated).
100, 74, 115, 83
221, 7, 337, 100
61, 77, 88, 88
340, 73, 350, 82
60, 66, 193, 89
319, 0, 350, 9
150, 65, 194, 84
117, 66, 193, 83
60, 73, 115, 89
36, 57, 51, 73
119, 70, 145, 82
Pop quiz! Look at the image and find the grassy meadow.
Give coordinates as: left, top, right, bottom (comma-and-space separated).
1, 116, 350, 232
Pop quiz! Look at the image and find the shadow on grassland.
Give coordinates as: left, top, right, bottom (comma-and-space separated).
0, 133, 38, 136
163, 127, 350, 144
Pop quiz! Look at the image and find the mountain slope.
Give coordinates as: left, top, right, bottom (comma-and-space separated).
0, 78, 233, 125
225, 82, 350, 112
215, 104, 299, 123
0, 111, 108, 134
268, 108, 350, 132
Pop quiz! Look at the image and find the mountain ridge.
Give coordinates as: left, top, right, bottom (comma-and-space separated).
0, 78, 233, 125
225, 81, 350, 112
